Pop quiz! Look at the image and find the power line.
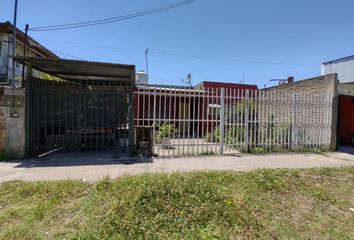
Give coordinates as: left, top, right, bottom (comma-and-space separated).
49, 49, 85, 60
149, 50, 318, 68
29, 0, 196, 32
150, 75, 182, 85
34, 38, 318, 68
37, 38, 143, 53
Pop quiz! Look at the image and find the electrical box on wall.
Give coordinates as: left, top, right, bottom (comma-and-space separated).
13, 96, 24, 107
10, 107, 20, 118
4, 96, 12, 107
2, 95, 24, 107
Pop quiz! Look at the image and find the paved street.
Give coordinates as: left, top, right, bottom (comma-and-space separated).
1, 149, 354, 182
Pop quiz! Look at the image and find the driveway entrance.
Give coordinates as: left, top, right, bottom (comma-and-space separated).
17, 57, 135, 158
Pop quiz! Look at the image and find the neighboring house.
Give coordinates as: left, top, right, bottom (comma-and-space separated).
262, 74, 338, 148
321, 55, 354, 147
321, 55, 354, 83
195, 81, 258, 92
0, 21, 58, 85
134, 72, 258, 135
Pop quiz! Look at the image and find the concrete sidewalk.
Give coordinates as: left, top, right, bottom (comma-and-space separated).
1, 151, 354, 182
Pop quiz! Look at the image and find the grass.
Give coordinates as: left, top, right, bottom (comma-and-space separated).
244, 146, 331, 155
0, 168, 354, 239
200, 151, 216, 156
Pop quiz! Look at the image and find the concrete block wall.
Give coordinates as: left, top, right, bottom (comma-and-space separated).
263, 74, 338, 149
0, 87, 26, 159
264, 74, 337, 95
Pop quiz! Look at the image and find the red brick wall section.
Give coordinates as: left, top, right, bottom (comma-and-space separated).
200, 81, 258, 91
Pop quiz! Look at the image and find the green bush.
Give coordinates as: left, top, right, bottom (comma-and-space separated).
156, 123, 178, 143
225, 126, 245, 146
204, 127, 221, 143
200, 151, 215, 156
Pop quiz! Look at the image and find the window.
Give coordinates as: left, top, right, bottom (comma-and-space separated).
15, 55, 21, 69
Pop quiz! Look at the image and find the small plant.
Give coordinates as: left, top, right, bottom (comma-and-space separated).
156, 122, 178, 144
200, 151, 215, 156
249, 147, 265, 154
225, 126, 245, 146
204, 127, 221, 143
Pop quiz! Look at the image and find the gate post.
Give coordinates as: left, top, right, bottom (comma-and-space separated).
219, 88, 225, 154
152, 85, 157, 155
244, 90, 250, 152
25, 63, 32, 158
128, 68, 136, 156
291, 93, 296, 150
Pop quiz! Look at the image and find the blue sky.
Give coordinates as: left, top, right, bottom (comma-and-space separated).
2, 0, 354, 87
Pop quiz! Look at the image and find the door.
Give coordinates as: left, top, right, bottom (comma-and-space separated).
339, 95, 354, 146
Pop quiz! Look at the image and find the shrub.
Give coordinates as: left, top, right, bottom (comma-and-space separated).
204, 127, 221, 143
156, 123, 178, 143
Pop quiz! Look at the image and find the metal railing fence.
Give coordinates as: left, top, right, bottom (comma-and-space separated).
135, 86, 333, 157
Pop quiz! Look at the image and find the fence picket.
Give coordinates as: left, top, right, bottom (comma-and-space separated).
134, 85, 333, 157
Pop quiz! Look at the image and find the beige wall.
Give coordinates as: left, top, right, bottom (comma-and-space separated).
263, 74, 338, 149
264, 74, 338, 95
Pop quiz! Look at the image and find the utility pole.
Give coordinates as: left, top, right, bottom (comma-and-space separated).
21, 24, 29, 86
12, 0, 18, 86
240, 72, 245, 83
145, 48, 149, 76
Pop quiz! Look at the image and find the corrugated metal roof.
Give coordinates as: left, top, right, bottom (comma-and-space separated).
322, 55, 354, 65
15, 57, 135, 82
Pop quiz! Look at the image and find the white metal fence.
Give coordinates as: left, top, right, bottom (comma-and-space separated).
135, 86, 333, 157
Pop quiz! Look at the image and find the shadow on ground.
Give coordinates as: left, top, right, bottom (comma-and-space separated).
338, 146, 354, 155
12, 153, 153, 168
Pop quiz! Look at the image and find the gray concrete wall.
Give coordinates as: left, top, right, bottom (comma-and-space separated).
0, 87, 25, 159
338, 83, 354, 96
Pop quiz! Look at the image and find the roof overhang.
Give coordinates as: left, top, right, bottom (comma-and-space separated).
322, 55, 354, 65
0, 22, 59, 59
15, 57, 135, 82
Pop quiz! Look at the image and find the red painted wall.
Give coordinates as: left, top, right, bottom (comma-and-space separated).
134, 82, 258, 136
200, 81, 258, 91
339, 95, 354, 146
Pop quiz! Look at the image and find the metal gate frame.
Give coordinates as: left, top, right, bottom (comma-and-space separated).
18, 57, 135, 158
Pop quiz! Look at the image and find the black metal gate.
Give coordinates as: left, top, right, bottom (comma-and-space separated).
30, 78, 131, 157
